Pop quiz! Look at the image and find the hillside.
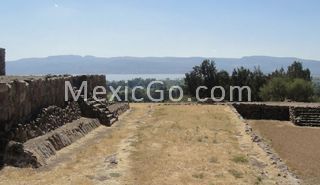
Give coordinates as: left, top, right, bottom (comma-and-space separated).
6, 55, 320, 76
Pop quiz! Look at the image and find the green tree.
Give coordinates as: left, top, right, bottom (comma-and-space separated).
231, 67, 252, 101
185, 66, 204, 97
216, 70, 230, 99
231, 67, 251, 86
287, 78, 314, 102
314, 80, 320, 102
287, 61, 311, 81
249, 67, 267, 101
259, 77, 288, 101
269, 67, 286, 78
185, 60, 217, 98
260, 78, 314, 102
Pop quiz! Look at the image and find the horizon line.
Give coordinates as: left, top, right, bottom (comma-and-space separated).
6, 54, 320, 62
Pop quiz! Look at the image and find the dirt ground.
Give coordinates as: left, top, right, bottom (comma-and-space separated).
0, 104, 296, 185
248, 120, 320, 185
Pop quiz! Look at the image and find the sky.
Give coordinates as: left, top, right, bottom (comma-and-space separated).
1, 0, 320, 61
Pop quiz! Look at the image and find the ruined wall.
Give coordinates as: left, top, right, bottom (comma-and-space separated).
233, 103, 320, 127
4, 117, 101, 167
0, 75, 106, 134
290, 107, 320, 126
0, 75, 106, 164
233, 103, 290, 121
0, 48, 5, 76
9, 102, 81, 143
0, 74, 133, 168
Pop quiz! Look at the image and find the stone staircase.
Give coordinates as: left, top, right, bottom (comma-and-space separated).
290, 107, 320, 126
78, 97, 118, 126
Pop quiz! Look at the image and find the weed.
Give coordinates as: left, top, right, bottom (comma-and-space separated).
109, 172, 121, 178
192, 173, 204, 179
255, 176, 262, 184
228, 169, 243, 178
209, 156, 218, 163
231, 155, 248, 164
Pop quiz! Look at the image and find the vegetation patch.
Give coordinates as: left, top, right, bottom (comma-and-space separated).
192, 173, 204, 179
209, 156, 218, 163
231, 155, 248, 164
109, 172, 121, 178
228, 169, 243, 178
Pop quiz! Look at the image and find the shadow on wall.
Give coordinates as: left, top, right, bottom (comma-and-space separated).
0, 48, 5, 76
232, 103, 290, 121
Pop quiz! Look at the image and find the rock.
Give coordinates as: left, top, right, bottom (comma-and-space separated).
3, 141, 40, 168
252, 134, 261, 142
105, 154, 118, 166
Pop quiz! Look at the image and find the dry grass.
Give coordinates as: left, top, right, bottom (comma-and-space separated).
121, 104, 288, 185
231, 155, 249, 164
0, 104, 148, 185
0, 104, 294, 185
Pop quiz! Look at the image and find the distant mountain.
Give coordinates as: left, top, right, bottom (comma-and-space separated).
6, 55, 320, 76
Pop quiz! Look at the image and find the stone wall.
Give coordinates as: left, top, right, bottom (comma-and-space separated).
232, 103, 290, 121
78, 96, 130, 127
9, 102, 81, 143
0, 75, 106, 133
3, 99, 130, 167
0, 75, 106, 162
289, 107, 320, 126
0, 74, 133, 167
233, 103, 320, 126
0, 48, 5, 76
4, 118, 101, 167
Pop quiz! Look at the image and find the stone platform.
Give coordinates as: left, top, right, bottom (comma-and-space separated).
0, 75, 130, 167
232, 102, 320, 126
4, 118, 101, 167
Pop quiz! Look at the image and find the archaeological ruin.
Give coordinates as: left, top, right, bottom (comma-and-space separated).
233, 103, 320, 126
1, 47, 320, 170
0, 49, 129, 167
0, 48, 5, 76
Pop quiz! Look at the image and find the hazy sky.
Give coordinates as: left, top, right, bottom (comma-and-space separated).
1, 0, 320, 60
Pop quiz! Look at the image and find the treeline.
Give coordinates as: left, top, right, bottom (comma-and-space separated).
185, 60, 318, 102
107, 60, 320, 102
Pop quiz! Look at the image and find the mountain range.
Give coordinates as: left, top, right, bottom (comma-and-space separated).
6, 55, 320, 76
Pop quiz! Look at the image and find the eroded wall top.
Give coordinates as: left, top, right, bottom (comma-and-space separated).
0, 48, 5, 76
0, 75, 106, 133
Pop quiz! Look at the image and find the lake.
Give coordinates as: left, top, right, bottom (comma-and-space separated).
106, 74, 185, 81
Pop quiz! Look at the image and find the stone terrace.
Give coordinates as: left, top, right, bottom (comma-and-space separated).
0, 75, 129, 167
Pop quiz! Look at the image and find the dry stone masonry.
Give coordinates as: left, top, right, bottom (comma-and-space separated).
0, 74, 129, 167
4, 118, 101, 167
0, 48, 4, 76
233, 103, 320, 126
289, 107, 320, 126
229, 105, 301, 183
78, 97, 118, 126
10, 102, 81, 143
232, 103, 290, 121
0, 75, 106, 133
